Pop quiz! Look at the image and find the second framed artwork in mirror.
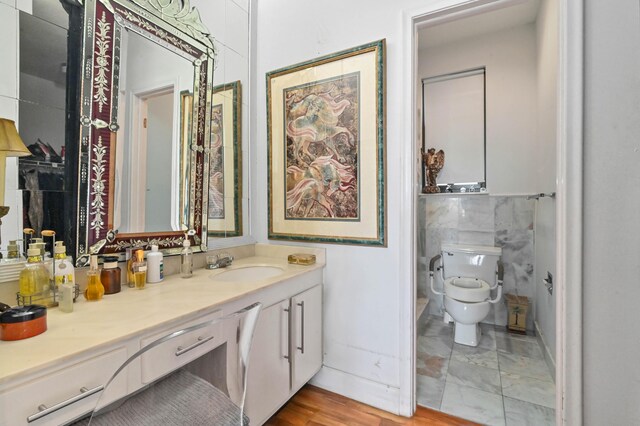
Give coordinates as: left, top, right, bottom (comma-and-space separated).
181, 81, 243, 238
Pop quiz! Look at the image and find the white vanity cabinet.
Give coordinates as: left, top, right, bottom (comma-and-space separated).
246, 284, 323, 425
0, 346, 128, 426
0, 249, 325, 426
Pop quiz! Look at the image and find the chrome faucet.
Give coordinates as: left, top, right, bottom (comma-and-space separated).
207, 252, 234, 269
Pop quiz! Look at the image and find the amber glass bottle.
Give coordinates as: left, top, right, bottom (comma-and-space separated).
101, 256, 121, 294
85, 255, 104, 301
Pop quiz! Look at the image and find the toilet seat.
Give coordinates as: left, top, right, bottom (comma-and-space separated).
444, 277, 490, 303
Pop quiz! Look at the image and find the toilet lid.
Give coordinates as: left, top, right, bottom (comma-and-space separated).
444, 277, 491, 302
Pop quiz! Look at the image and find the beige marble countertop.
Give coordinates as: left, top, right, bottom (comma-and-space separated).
0, 244, 325, 385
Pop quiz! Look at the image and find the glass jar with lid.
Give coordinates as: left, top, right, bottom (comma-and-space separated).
101, 256, 121, 294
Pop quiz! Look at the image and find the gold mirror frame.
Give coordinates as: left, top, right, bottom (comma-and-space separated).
75, 0, 214, 266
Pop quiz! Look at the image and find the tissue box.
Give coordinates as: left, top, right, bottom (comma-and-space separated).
506, 294, 529, 333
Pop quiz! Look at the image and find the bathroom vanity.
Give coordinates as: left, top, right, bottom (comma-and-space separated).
0, 245, 324, 426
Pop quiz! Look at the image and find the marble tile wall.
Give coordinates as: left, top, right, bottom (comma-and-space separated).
418, 195, 536, 330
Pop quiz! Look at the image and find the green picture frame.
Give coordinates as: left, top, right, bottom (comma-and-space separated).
267, 40, 386, 246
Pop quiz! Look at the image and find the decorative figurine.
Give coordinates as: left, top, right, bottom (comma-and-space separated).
422, 148, 445, 194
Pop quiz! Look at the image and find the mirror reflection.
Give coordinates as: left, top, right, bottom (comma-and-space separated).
9, 0, 251, 266
18, 1, 72, 238
207, 81, 242, 237
114, 29, 195, 234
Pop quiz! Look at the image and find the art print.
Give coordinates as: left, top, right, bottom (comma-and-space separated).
267, 40, 386, 246
284, 73, 360, 220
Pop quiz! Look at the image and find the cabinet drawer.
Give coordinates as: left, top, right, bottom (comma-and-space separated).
140, 310, 223, 384
0, 347, 127, 426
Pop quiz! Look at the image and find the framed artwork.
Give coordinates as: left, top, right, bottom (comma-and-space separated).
179, 90, 193, 229
179, 81, 242, 238
207, 81, 242, 237
267, 39, 386, 246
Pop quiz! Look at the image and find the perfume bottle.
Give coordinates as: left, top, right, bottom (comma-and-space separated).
125, 247, 136, 288
85, 255, 104, 301
19, 246, 51, 304
180, 239, 193, 278
51, 241, 75, 289
132, 250, 147, 290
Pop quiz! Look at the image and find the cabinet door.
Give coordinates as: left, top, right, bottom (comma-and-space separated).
245, 299, 291, 425
291, 284, 323, 391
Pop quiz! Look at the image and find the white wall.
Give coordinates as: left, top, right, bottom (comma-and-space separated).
254, 0, 433, 413
418, 24, 538, 195
583, 0, 640, 423
533, 0, 557, 370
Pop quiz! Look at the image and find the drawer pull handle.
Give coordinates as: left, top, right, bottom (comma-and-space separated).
284, 306, 291, 360
27, 385, 104, 423
297, 301, 305, 354
175, 335, 214, 356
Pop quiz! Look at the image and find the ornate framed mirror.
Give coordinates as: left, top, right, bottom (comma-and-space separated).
75, 0, 215, 266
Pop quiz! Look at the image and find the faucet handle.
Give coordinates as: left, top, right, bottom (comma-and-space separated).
206, 254, 219, 269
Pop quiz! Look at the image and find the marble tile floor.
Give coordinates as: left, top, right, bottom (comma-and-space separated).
417, 314, 555, 426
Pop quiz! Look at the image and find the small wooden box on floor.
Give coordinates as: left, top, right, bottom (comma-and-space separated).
505, 294, 529, 333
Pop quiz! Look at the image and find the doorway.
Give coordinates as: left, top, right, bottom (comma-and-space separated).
125, 85, 178, 233
402, 0, 584, 424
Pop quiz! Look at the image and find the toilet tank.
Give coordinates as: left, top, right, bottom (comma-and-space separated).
441, 244, 502, 284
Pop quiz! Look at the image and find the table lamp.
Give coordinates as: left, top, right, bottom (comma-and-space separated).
0, 119, 31, 257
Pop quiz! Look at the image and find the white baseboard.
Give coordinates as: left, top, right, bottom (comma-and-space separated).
534, 320, 556, 381
309, 365, 402, 415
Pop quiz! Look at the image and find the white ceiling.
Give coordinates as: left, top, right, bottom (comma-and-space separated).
418, 0, 541, 50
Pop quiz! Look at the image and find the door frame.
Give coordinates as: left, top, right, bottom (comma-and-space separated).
127, 80, 181, 232
398, 0, 583, 423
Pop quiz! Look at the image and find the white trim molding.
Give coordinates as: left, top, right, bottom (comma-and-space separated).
556, 0, 583, 424
311, 366, 403, 415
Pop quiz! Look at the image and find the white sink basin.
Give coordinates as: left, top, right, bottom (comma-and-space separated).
210, 265, 285, 282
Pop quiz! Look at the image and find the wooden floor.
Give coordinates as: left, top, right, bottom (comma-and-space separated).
264, 385, 479, 426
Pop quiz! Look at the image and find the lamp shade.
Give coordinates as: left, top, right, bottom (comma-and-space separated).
0, 119, 31, 157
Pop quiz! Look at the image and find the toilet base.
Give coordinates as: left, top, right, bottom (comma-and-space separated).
444, 312, 453, 324
453, 322, 481, 347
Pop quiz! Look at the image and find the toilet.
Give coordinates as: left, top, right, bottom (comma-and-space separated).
429, 244, 503, 347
